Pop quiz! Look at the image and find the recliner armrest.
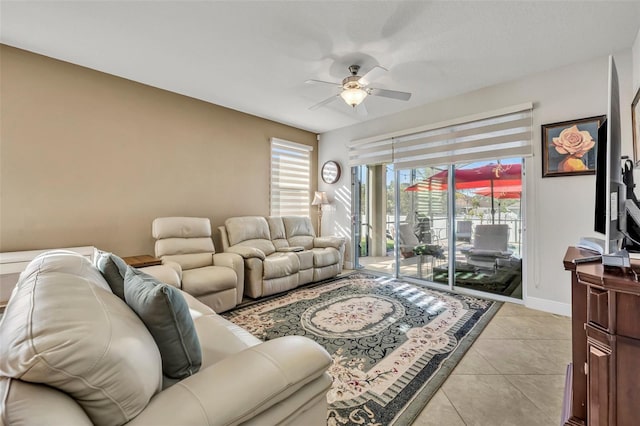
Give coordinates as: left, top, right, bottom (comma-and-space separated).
162, 260, 183, 281
212, 252, 244, 270
226, 246, 266, 260
139, 261, 182, 288
128, 336, 332, 426
313, 236, 345, 250
213, 252, 245, 304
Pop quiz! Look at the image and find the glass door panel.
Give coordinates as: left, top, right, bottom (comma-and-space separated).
354, 164, 396, 275
453, 159, 523, 299
398, 166, 449, 284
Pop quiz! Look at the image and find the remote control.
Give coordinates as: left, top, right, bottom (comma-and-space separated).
573, 255, 602, 264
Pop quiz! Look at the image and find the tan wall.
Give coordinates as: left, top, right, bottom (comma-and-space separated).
0, 45, 318, 255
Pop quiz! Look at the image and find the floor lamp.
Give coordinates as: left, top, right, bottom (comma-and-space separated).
311, 191, 329, 236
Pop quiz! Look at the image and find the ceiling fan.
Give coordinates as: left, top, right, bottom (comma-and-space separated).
306, 65, 412, 114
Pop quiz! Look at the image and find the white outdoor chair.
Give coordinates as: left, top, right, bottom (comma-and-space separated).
462, 224, 513, 269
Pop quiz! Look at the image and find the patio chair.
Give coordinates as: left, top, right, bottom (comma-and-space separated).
462, 224, 513, 269
413, 213, 433, 244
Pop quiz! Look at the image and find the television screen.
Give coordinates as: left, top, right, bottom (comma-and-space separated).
593, 55, 624, 255
594, 120, 607, 235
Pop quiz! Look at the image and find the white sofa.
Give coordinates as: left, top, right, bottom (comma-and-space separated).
0, 250, 332, 425
219, 216, 345, 299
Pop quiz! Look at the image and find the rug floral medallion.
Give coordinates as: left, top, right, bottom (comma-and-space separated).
223, 273, 500, 426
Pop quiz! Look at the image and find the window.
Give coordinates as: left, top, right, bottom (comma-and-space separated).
270, 138, 313, 216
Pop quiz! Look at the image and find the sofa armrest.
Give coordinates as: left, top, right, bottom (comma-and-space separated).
128, 336, 331, 426
313, 236, 345, 250
226, 246, 266, 261
213, 252, 245, 304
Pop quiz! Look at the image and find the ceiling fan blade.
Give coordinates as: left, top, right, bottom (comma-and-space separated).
357, 66, 387, 86
309, 95, 339, 110
369, 87, 412, 101
355, 102, 368, 116
305, 79, 341, 87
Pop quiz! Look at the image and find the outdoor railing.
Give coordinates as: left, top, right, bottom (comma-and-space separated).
383, 216, 523, 258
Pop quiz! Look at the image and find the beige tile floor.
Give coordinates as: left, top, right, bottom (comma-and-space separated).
412, 302, 571, 426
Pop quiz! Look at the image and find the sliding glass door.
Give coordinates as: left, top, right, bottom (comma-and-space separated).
451, 160, 523, 299
354, 158, 523, 301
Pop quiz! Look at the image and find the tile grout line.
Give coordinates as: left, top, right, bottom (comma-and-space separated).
440, 387, 469, 426
503, 374, 564, 425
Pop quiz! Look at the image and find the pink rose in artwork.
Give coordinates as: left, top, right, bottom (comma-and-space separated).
552, 125, 595, 158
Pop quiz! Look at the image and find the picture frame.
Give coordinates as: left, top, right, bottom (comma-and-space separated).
541, 115, 606, 178
633, 87, 640, 163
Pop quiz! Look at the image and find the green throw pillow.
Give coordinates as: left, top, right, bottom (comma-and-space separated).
95, 251, 129, 300
124, 267, 202, 380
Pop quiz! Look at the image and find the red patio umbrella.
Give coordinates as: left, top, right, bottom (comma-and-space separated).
405, 163, 522, 191
474, 184, 522, 199
405, 163, 522, 223
475, 185, 522, 223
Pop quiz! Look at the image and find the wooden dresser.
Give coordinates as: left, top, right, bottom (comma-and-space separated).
563, 247, 640, 426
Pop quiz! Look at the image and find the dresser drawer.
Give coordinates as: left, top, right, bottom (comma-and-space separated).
588, 286, 610, 331
617, 292, 640, 339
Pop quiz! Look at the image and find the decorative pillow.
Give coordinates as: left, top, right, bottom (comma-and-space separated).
124, 267, 202, 379
95, 251, 129, 300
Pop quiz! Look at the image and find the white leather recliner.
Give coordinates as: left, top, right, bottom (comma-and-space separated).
152, 217, 244, 313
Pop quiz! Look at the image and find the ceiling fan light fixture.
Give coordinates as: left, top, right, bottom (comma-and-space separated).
340, 87, 367, 107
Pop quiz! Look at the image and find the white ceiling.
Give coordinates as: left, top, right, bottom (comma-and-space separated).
2, 1, 639, 134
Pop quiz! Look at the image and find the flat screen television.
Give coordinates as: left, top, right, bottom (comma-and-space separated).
594, 55, 625, 255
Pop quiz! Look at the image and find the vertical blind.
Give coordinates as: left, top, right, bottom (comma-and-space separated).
270, 138, 313, 217
348, 103, 533, 168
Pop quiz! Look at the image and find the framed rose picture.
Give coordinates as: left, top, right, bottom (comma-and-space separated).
541, 115, 606, 178
633, 87, 640, 163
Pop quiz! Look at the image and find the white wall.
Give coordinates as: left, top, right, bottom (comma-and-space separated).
633, 28, 640, 93
319, 51, 634, 315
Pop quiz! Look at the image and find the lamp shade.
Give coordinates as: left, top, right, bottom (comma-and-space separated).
340, 88, 367, 107
311, 191, 329, 206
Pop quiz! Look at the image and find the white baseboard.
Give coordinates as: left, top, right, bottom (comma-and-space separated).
525, 296, 572, 317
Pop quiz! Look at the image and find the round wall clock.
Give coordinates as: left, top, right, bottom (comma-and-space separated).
321, 161, 341, 184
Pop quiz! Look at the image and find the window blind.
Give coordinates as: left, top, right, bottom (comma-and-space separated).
270, 138, 313, 217
348, 103, 533, 169
348, 138, 393, 167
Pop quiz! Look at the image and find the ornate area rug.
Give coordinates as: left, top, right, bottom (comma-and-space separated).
223, 273, 500, 425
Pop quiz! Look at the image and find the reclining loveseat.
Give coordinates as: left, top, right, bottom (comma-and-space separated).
0, 250, 332, 425
219, 216, 345, 299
